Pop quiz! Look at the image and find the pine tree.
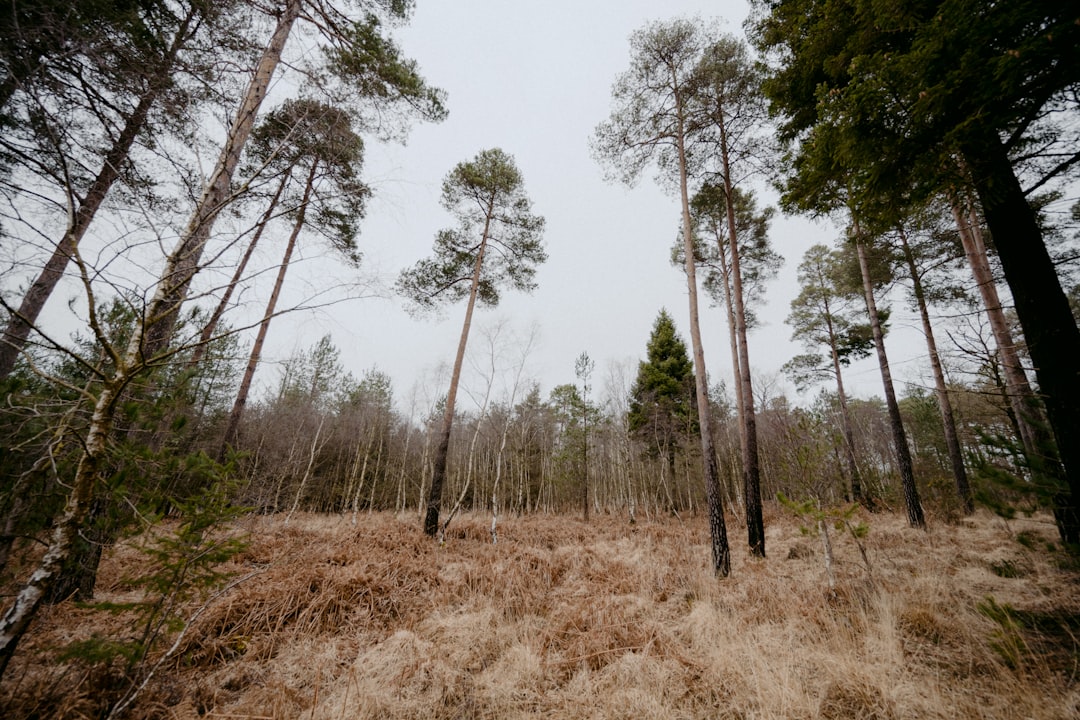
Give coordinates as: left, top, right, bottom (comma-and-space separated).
397, 149, 546, 538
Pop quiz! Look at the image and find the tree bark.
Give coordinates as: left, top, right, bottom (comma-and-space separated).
951, 199, 1044, 461
188, 174, 288, 369
424, 210, 492, 537
898, 227, 973, 514
675, 79, 729, 576
719, 124, 765, 558
854, 235, 925, 528
821, 291, 864, 506
0, 7, 201, 380
220, 159, 316, 456
0, 379, 121, 678
141, 0, 301, 359
959, 130, 1080, 543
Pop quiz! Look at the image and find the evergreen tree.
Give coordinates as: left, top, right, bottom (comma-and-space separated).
594, 18, 730, 574
751, 0, 1080, 538
628, 311, 697, 511
397, 148, 546, 538
784, 244, 874, 505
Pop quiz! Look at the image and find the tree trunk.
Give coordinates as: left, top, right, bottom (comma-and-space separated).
0, 380, 121, 678
711, 223, 747, 465
0, 8, 201, 380
898, 227, 973, 514
952, 194, 1072, 537
141, 0, 301, 359
854, 235, 925, 529
424, 211, 492, 537
952, 199, 1043, 459
675, 81, 729, 576
220, 160, 316, 456
188, 175, 288, 369
959, 130, 1080, 543
719, 126, 765, 558
821, 290, 864, 505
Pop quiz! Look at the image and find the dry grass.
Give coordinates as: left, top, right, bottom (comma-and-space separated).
3, 508, 1079, 719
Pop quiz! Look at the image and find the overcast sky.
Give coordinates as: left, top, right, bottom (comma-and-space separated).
260, 0, 935, 415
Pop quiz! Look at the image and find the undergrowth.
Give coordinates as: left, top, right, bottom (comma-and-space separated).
2, 508, 1078, 719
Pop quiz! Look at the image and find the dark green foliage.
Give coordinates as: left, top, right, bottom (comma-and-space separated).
784, 244, 875, 390
397, 148, 547, 312
321, 11, 447, 128
751, 0, 1080, 539
680, 184, 782, 328
970, 426, 1073, 541
627, 310, 696, 449
246, 98, 372, 258
56, 474, 248, 715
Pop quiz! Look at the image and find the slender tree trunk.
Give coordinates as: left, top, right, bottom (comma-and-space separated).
854, 235, 925, 528
674, 82, 729, 576
0, 9, 202, 380
711, 225, 748, 461
141, 0, 301, 359
188, 175, 289, 369
220, 160, 316, 456
958, 132, 1080, 543
822, 291, 864, 505
0, 380, 124, 677
286, 416, 326, 522
952, 195, 1070, 532
897, 227, 973, 514
719, 128, 764, 558
424, 211, 493, 537
952, 199, 1043, 458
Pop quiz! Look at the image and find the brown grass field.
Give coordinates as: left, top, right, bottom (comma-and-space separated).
3, 507, 1079, 719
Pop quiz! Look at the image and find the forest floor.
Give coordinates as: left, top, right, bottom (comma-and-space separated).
3, 506, 1079, 719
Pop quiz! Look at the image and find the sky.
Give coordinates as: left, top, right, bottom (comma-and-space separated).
253, 0, 936, 415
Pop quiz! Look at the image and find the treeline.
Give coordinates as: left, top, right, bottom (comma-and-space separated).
0, 313, 1029, 537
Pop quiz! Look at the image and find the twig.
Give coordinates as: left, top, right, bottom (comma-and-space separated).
105, 567, 265, 720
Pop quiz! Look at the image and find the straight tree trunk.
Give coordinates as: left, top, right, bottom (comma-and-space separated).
952, 199, 1044, 460
959, 131, 1080, 543
0, 8, 202, 380
952, 195, 1070, 533
141, 0, 301, 359
719, 127, 765, 558
424, 208, 493, 537
710, 224, 748, 463
674, 80, 729, 576
220, 160, 316, 456
823, 299, 864, 506
854, 234, 925, 528
897, 227, 973, 514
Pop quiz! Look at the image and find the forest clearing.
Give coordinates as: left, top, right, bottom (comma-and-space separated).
2, 508, 1077, 719
3, 1, 1079, 717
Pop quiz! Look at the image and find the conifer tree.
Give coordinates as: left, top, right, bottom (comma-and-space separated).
628, 310, 697, 497
593, 18, 730, 574
397, 149, 546, 538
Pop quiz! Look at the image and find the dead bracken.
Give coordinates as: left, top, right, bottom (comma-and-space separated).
2, 508, 1078, 719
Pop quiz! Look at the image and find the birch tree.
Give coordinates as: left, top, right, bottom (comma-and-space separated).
397, 149, 546, 538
